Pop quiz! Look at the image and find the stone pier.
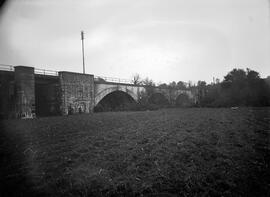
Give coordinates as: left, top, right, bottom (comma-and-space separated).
14, 66, 35, 118
59, 71, 95, 115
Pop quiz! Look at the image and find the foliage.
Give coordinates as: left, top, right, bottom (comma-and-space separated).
158, 83, 168, 88
141, 77, 155, 87
131, 73, 142, 85
177, 81, 187, 89
158, 81, 187, 90
196, 68, 270, 107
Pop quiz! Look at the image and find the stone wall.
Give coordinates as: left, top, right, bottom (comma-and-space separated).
59, 71, 94, 115
14, 66, 35, 118
0, 71, 15, 118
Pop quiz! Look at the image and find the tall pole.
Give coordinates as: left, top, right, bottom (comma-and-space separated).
81, 31, 85, 74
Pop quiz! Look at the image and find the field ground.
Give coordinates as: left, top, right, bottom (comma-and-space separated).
0, 108, 269, 196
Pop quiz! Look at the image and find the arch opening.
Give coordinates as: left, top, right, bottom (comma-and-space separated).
94, 90, 136, 112
148, 93, 169, 107
176, 93, 192, 107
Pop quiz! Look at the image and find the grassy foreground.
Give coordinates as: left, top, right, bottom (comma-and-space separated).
0, 108, 269, 196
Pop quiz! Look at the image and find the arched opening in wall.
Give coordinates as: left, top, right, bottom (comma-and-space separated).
176, 94, 192, 107
94, 91, 136, 112
148, 93, 169, 107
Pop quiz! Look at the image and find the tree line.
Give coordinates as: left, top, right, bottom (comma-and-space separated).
132, 68, 270, 107
196, 68, 270, 107
132, 73, 193, 89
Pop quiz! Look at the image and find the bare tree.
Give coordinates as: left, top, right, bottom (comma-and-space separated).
142, 77, 155, 86
132, 73, 141, 85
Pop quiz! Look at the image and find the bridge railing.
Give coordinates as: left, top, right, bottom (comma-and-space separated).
0, 64, 15, 71
94, 75, 133, 84
34, 68, 58, 76
0, 64, 59, 76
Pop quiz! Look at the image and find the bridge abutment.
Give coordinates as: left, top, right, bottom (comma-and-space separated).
14, 66, 35, 118
59, 72, 95, 115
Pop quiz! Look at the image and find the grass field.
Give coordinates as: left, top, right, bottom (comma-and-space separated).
0, 108, 269, 196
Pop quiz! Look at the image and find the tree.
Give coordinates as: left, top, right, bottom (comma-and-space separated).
265, 76, 270, 87
132, 73, 141, 85
224, 68, 246, 84
190, 68, 269, 107
187, 80, 194, 89
197, 81, 207, 105
158, 83, 168, 88
177, 81, 187, 89
141, 77, 156, 100
221, 68, 247, 105
168, 81, 176, 88
220, 68, 270, 106
142, 77, 155, 86
246, 68, 260, 82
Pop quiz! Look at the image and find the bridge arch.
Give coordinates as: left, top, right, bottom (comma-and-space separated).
175, 93, 192, 107
175, 90, 193, 100
95, 87, 137, 107
94, 90, 137, 112
148, 92, 170, 106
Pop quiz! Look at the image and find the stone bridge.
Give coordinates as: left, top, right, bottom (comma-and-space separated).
94, 81, 194, 106
0, 65, 196, 118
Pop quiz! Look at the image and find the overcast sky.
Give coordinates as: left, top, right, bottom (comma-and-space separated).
0, 0, 269, 84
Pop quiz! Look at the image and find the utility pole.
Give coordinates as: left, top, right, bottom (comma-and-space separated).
81, 31, 85, 74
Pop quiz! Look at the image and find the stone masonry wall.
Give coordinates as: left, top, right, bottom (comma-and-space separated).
59, 71, 94, 115
14, 66, 35, 118
0, 71, 15, 119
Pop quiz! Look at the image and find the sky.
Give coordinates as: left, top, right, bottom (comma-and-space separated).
0, 0, 269, 84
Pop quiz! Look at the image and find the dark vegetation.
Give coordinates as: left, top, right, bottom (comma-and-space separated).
1, 108, 269, 196
195, 69, 270, 107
